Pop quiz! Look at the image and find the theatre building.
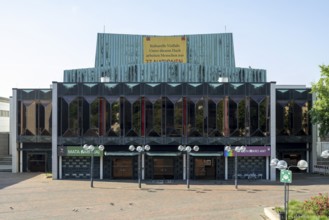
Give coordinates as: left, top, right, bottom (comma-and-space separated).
10, 33, 313, 181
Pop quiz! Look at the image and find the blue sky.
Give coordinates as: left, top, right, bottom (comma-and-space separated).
1, 0, 328, 98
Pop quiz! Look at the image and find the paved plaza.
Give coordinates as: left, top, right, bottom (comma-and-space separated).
0, 172, 328, 220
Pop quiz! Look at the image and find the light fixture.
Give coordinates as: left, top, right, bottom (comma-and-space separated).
321, 150, 329, 159
129, 144, 151, 188
270, 158, 309, 220
83, 144, 105, 188
178, 145, 199, 189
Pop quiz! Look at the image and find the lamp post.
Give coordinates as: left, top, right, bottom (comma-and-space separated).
129, 144, 151, 189
225, 146, 246, 189
178, 145, 199, 189
83, 144, 105, 188
270, 158, 308, 220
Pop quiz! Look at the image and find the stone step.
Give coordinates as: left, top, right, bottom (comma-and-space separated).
0, 158, 11, 162
0, 169, 11, 172
0, 165, 12, 172
0, 156, 12, 165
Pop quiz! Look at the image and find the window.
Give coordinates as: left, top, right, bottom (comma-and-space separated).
0, 110, 9, 117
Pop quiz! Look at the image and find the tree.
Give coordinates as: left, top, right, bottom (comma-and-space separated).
309, 65, 329, 138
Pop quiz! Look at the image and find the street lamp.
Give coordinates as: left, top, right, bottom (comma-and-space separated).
129, 144, 151, 189
83, 144, 105, 188
270, 158, 308, 220
178, 145, 199, 189
321, 150, 329, 159
225, 145, 246, 189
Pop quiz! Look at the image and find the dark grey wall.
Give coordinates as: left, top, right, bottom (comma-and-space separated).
0, 133, 9, 155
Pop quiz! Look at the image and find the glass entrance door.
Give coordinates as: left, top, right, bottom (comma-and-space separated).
112, 157, 133, 179
153, 158, 174, 179
194, 158, 216, 179
27, 153, 46, 172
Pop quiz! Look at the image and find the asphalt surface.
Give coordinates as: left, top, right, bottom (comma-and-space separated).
0, 172, 328, 220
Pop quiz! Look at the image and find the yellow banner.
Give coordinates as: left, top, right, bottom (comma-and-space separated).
143, 36, 187, 63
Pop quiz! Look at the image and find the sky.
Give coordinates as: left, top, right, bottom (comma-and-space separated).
1, 0, 328, 98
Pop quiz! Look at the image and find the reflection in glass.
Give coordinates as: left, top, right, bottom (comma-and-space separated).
123, 98, 132, 136
83, 98, 99, 136
70, 98, 81, 136
145, 98, 162, 137
207, 99, 216, 136
174, 98, 183, 137
250, 98, 258, 136
238, 99, 246, 136
196, 99, 204, 136
276, 103, 284, 135
65, 97, 82, 136
132, 99, 141, 136
283, 101, 293, 135
187, 99, 204, 137
38, 101, 52, 135
301, 102, 309, 135
145, 99, 153, 136
293, 101, 308, 136
217, 100, 225, 136
58, 98, 68, 136
259, 96, 270, 136
106, 99, 121, 136
187, 99, 195, 136
21, 101, 36, 135
228, 98, 237, 136
164, 97, 174, 136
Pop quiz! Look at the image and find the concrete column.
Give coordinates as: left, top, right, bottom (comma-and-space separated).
10, 90, 18, 173
266, 156, 269, 180
100, 156, 103, 180
59, 156, 62, 179
52, 82, 58, 180
142, 153, 145, 180
270, 82, 277, 181
183, 154, 186, 180
20, 143, 23, 173
225, 157, 228, 180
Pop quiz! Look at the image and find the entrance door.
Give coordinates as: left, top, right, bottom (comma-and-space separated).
112, 158, 133, 179
194, 158, 216, 179
27, 153, 46, 172
153, 158, 174, 179
283, 153, 303, 172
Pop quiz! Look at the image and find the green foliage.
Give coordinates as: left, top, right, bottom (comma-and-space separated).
274, 193, 329, 220
310, 65, 329, 138
303, 193, 329, 217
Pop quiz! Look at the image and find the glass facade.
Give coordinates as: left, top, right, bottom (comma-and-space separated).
276, 88, 312, 142
57, 82, 271, 146
17, 89, 52, 142
15, 89, 52, 174
14, 83, 314, 179
275, 88, 312, 168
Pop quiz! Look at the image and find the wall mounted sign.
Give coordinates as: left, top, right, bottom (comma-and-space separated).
143, 36, 187, 63
57, 146, 103, 157
224, 146, 271, 157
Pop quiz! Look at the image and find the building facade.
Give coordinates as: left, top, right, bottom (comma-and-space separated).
10, 33, 313, 181
0, 97, 10, 156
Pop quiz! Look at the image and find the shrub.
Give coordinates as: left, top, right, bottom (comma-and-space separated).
303, 193, 329, 217
274, 194, 329, 220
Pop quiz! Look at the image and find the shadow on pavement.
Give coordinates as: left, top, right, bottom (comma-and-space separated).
1, 172, 328, 190
143, 173, 329, 187
0, 172, 42, 189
